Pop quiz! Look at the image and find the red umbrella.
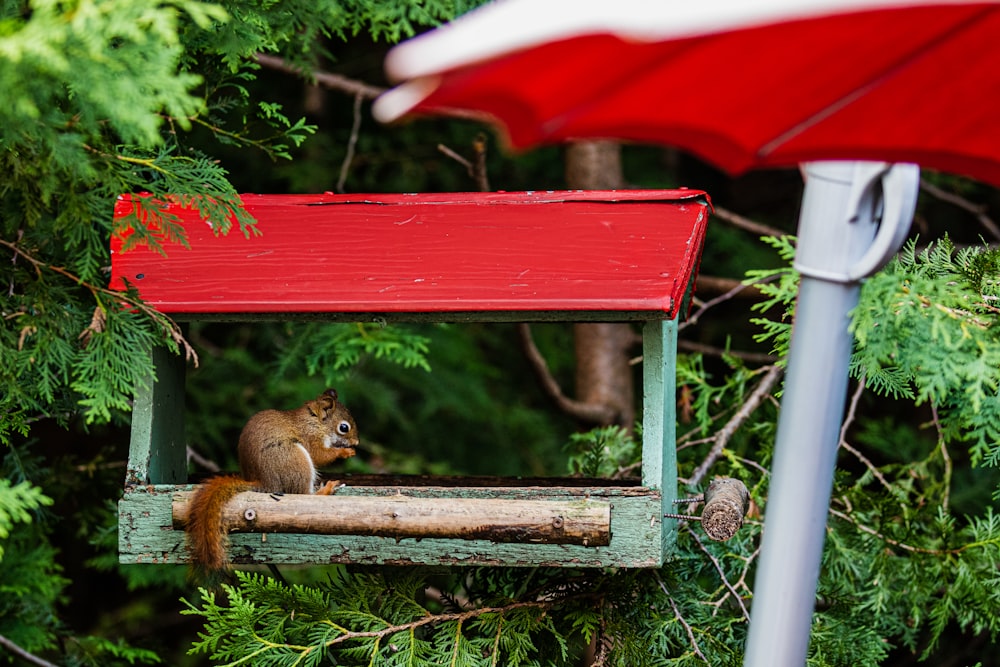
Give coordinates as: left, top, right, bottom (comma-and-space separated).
373, 2, 999, 666
374, 0, 1000, 187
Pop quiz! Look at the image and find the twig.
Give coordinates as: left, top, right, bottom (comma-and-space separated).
7, 228, 23, 297
694, 274, 764, 299
828, 507, 950, 555
437, 144, 473, 175
837, 378, 895, 497
316, 596, 589, 652
685, 525, 751, 622
655, 574, 709, 664
186, 446, 221, 474
712, 206, 786, 239
516, 323, 617, 424
0, 239, 198, 366
255, 53, 386, 100
0, 634, 61, 667
335, 93, 364, 193
729, 455, 771, 478
681, 277, 770, 332
687, 365, 784, 487
438, 135, 491, 192
471, 133, 490, 192
929, 402, 952, 511
919, 177, 1000, 242
830, 501, 1000, 555
676, 339, 777, 365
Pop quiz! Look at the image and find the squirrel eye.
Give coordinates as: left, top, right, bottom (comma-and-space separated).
338, 421, 351, 435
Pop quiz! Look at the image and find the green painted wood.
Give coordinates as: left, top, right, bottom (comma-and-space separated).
120, 317, 681, 566
119, 484, 665, 567
125, 346, 187, 486
641, 319, 679, 556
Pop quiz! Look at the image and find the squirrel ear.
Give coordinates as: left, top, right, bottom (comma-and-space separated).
310, 389, 338, 418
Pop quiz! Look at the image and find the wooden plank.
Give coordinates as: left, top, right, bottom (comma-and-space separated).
119, 484, 666, 567
641, 319, 679, 554
125, 345, 187, 486
110, 190, 710, 317
171, 491, 611, 546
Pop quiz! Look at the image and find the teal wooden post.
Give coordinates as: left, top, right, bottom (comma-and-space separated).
125, 346, 187, 486
641, 319, 678, 556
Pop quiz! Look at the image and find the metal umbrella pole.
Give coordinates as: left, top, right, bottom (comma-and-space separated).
743, 161, 919, 667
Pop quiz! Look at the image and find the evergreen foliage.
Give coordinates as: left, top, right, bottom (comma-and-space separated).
0, 0, 474, 663
853, 238, 1000, 476
3, 0, 1000, 664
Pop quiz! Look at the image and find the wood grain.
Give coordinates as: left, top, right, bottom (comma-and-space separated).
172, 490, 610, 546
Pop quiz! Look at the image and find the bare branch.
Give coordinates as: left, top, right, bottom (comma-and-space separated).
438, 135, 491, 192
828, 506, 950, 555
335, 93, 364, 193
186, 446, 221, 474
437, 144, 473, 174
838, 379, 896, 499
695, 274, 763, 299
929, 402, 953, 511
676, 339, 777, 364
254, 53, 487, 122
255, 53, 386, 100
0, 634, 61, 667
681, 277, 760, 332
920, 177, 1000, 242
471, 132, 490, 192
712, 206, 786, 239
516, 323, 617, 424
687, 365, 784, 487
685, 525, 751, 622
655, 574, 709, 664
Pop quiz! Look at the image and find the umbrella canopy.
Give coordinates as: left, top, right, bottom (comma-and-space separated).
374, 2, 997, 666
374, 0, 1000, 187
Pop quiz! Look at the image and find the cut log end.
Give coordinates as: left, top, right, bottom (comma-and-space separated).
701, 478, 750, 542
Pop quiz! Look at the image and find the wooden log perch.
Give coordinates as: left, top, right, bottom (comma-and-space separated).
173, 491, 612, 547
700, 478, 750, 541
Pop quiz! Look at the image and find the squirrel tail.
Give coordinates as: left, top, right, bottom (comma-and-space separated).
185, 475, 255, 573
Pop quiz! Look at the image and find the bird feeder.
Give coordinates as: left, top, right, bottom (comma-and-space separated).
114, 189, 710, 567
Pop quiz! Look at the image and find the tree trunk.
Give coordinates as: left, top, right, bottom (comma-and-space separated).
564, 141, 637, 431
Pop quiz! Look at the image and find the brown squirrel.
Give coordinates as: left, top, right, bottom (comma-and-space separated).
184, 388, 359, 572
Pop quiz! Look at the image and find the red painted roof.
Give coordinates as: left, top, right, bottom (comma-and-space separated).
110, 190, 710, 318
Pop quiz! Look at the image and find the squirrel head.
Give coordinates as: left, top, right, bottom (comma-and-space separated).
307, 388, 360, 462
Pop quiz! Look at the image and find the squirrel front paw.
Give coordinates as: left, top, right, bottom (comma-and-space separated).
316, 480, 343, 496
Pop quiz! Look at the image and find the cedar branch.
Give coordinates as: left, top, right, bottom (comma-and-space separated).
0, 239, 198, 366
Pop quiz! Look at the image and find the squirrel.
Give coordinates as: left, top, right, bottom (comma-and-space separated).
184, 388, 359, 572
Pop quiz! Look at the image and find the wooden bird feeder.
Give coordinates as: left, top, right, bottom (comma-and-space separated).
114, 190, 710, 568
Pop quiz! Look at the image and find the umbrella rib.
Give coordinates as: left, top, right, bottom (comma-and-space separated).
757, 6, 993, 160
